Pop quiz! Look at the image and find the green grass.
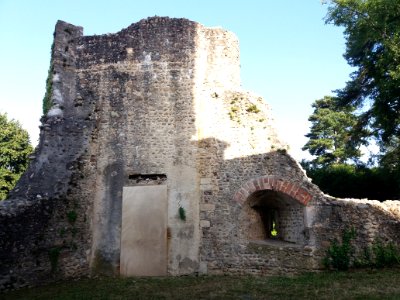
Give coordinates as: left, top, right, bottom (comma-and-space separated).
2, 269, 400, 299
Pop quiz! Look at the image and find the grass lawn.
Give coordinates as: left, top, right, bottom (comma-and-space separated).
2, 268, 400, 299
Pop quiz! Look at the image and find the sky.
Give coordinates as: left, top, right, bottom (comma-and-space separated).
0, 0, 353, 161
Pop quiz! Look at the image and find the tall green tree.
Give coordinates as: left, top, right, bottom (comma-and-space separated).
0, 113, 33, 200
325, 0, 400, 167
303, 96, 363, 167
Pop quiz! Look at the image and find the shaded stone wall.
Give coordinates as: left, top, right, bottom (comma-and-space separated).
0, 17, 249, 289
311, 198, 400, 261
198, 151, 324, 275
279, 205, 306, 243
0, 21, 94, 289
201, 152, 400, 274
75, 18, 201, 275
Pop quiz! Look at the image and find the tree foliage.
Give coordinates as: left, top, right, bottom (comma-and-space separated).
0, 113, 33, 200
302, 162, 399, 200
326, 0, 400, 167
302, 1, 400, 200
302, 96, 362, 167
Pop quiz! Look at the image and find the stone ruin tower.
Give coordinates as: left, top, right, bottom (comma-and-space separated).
1, 17, 399, 289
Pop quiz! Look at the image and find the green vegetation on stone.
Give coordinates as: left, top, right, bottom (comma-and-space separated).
42, 65, 53, 115
246, 104, 260, 113
42, 42, 54, 115
66, 210, 78, 224
48, 247, 61, 273
178, 206, 186, 221
324, 228, 400, 270
228, 104, 240, 122
324, 227, 356, 271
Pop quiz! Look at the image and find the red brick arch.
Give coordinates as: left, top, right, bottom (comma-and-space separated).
234, 176, 312, 206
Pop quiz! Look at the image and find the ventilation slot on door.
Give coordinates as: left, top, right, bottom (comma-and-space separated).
128, 174, 167, 185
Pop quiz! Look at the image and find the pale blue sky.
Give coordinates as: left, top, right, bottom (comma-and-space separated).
0, 0, 352, 160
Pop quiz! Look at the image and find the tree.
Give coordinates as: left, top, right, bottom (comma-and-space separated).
0, 113, 33, 200
302, 96, 362, 167
325, 0, 400, 167
302, 2, 400, 200
301, 162, 399, 200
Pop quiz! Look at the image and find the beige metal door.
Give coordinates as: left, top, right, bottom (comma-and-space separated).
120, 185, 167, 276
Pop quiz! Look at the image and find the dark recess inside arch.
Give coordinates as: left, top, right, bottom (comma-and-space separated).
247, 190, 306, 244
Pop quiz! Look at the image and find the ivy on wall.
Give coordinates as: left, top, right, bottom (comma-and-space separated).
42, 43, 54, 115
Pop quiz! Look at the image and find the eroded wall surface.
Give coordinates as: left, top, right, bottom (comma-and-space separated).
0, 17, 399, 290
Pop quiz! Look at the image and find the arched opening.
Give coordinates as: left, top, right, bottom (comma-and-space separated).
245, 189, 306, 244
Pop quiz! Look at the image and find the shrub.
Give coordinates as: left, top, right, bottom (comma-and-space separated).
324, 228, 400, 270
324, 228, 356, 271
67, 210, 77, 224
246, 104, 260, 113
373, 241, 400, 268
48, 247, 61, 273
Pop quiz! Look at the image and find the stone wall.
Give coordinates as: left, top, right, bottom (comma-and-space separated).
0, 17, 399, 290
76, 17, 201, 275
0, 21, 93, 290
311, 197, 400, 261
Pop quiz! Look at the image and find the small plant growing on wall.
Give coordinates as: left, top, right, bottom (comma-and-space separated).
323, 227, 356, 271
228, 105, 242, 124
354, 242, 400, 268
246, 104, 260, 113
48, 247, 61, 273
43, 42, 55, 115
67, 210, 77, 224
178, 206, 186, 221
277, 148, 287, 154
324, 228, 400, 271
